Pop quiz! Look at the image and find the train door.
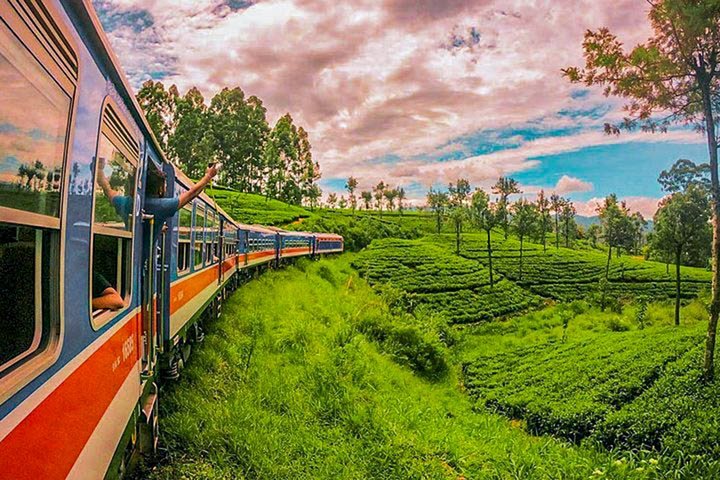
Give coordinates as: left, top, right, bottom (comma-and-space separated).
218, 218, 225, 285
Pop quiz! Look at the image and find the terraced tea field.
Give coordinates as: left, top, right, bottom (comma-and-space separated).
434, 233, 711, 302
352, 238, 542, 322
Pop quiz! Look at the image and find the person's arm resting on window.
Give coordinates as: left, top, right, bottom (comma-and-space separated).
178, 164, 218, 208
92, 272, 124, 311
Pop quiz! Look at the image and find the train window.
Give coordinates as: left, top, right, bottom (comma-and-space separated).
90, 105, 138, 327
0, 224, 59, 375
205, 210, 217, 264
0, 21, 70, 221
194, 202, 205, 269
177, 205, 192, 274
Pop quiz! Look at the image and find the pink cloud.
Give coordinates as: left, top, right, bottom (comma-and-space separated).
555, 175, 593, 195
574, 196, 662, 219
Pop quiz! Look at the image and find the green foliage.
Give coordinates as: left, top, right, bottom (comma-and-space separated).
208, 187, 310, 225
353, 238, 542, 323
140, 257, 712, 479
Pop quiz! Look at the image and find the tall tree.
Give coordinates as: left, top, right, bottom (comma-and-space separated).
136, 80, 176, 152
346, 176, 358, 214
374, 181, 386, 216
511, 199, 538, 281
587, 224, 602, 248
168, 87, 214, 179
659, 158, 711, 194
536, 189, 551, 252
563, 0, 720, 378
550, 193, 563, 249
448, 179, 471, 254
383, 188, 398, 211
560, 199, 576, 248
397, 187, 407, 215
471, 189, 500, 287
493, 177, 522, 239
427, 188, 449, 234
598, 194, 630, 280
361, 191, 373, 210
327, 192, 338, 209
653, 186, 710, 325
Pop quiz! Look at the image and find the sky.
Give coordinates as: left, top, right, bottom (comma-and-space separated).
92, 0, 709, 218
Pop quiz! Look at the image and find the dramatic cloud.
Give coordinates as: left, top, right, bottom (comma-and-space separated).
93, 0, 706, 203
554, 175, 593, 195
575, 196, 662, 219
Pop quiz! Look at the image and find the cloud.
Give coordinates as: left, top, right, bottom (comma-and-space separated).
554, 175, 593, 194
575, 196, 661, 219
94, 0, 705, 206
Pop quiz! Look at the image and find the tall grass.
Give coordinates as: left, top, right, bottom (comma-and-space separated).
139, 257, 673, 480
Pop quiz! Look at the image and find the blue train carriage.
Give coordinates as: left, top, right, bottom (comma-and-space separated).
0, 1, 168, 477
161, 167, 241, 379
278, 230, 314, 261
314, 233, 345, 255
240, 224, 280, 268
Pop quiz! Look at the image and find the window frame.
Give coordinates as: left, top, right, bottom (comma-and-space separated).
175, 186, 192, 277
193, 201, 206, 270
0, 0, 77, 402
88, 100, 139, 330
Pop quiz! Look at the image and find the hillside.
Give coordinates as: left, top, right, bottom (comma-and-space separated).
139, 258, 720, 479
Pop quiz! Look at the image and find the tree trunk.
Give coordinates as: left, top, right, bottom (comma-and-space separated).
555, 213, 559, 249
519, 235, 524, 281
701, 78, 720, 381
436, 213, 441, 234
605, 244, 612, 280
564, 219, 569, 248
675, 244, 682, 327
455, 221, 461, 255
487, 228, 494, 288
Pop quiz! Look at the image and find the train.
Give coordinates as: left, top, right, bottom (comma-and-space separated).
0, 1, 344, 478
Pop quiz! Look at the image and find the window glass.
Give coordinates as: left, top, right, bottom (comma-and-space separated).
0, 224, 57, 374
0, 22, 70, 218
93, 134, 136, 233
177, 205, 192, 273
194, 202, 205, 268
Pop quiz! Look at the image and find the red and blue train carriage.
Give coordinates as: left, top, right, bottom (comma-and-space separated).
0, 1, 343, 478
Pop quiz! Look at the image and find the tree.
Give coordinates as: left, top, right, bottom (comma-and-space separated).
560, 199, 576, 248
338, 195, 348, 209
136, 80, 176, 151
346, 176, 358, 214
493, 177, 521, 239
471, 189, 500, 287
427, 188, 449, 234
511, 199, 537, 281
653, 186, 710, 325
563, 0, 720, 378
374, 181, 386, 216
361, 191, 373, 210
384, 188, 398, 211
168, 87, 214, 179
327, 193, 338, 209
659, 158, 711, 194
448, 179, 471, 254
550, 193, 563, 249
598, 194, 630, 280
397, 187, 407, 215
306, 184, 322, 211
587, 224, 602, 248
536, 189, 551, 252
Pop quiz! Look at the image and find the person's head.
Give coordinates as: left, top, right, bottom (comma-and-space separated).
147, 168, 167, 197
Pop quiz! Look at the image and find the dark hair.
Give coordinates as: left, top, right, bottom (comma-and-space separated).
147, 168, 166, 197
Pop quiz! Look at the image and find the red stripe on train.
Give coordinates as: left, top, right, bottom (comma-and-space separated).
0, 315, 140, 479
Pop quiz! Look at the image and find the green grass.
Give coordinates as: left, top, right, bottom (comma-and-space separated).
137, 257, 713, 479
207, 187, 311, 225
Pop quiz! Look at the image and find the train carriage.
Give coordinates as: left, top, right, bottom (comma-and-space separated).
314, 233, 345, 255
0, 1, 343, 479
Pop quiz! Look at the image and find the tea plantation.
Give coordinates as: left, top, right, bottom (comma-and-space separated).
352, 238, 543, 322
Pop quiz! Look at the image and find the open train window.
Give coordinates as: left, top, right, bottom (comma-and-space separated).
193, 201, 205, 269
0, 2, 75, 386
90, 104, 138, 328
205, 209, 218, 265
177, 204, 192, 275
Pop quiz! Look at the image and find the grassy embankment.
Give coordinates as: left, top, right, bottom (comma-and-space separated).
140, 257, 718, 479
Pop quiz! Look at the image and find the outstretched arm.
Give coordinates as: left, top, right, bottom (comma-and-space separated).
96, 157, 119, 202
178, 164, 219, 208
92, 287, 124, 311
